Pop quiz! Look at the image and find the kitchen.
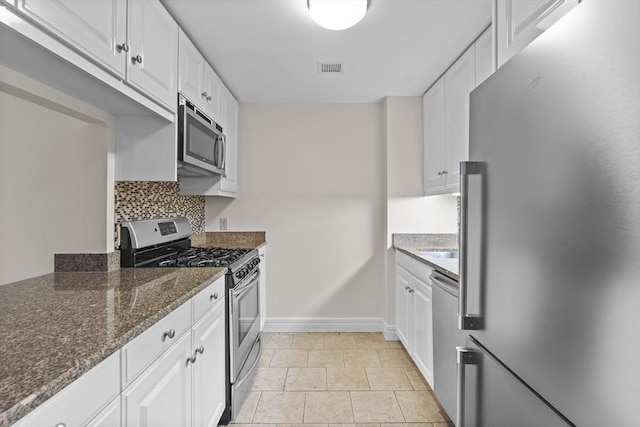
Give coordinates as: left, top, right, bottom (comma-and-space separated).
1, 0, 638, 426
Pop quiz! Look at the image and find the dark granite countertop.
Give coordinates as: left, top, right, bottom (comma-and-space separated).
191, 231, 266, 249
393, 233, 460, 281
0, 267, 226, 426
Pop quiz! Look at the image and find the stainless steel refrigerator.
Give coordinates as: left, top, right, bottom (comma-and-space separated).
456, 1, 639, 426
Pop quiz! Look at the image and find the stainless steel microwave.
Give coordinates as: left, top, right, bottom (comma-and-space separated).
177, 94, 226, 177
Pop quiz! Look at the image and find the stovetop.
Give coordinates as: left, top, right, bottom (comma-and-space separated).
157, 247, 253, 268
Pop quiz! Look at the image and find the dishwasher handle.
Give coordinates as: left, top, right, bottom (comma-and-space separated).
430, 272, 459, 297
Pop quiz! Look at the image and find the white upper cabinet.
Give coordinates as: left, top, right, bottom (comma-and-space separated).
423, 26, 494, 196
443, 46, 475, 190
496, 0, 579, 68
423, 77, 446, 192
220, 85, 238, 194
14, 0, 178, 112
475, 26, 494, 87
178, 30, 223, 124
178, 29, 206, 107
17, 0, 128, 79
203, 62, 222, 123
128, 0, 178, 110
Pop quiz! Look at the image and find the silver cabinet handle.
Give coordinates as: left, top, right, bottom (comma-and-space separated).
405, 285, 410, 290
187, 346, 205, 364
210, 292, 219, 301
408, 288, 414, 293
207, 95, 212, 101
437, 171, 443, 176
132, 54, 143, 64
456, 347, 478, 427
55, 424, 67, 427
162, 329, 176, 340
459, 161, 481, 330
116, 43, 129, 53
442, 170, 448, 174
202, 91, 208, 99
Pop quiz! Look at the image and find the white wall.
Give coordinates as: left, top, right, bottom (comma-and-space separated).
383, 97, 457, 325
206, 103, 386, 321
0, 67, 114, 285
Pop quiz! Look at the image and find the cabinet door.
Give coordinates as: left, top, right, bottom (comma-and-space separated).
123, 331, 192, 427
18, 0, 127, 78
475, 26, 494, 87
192, 299, 226, 427
178, 29, 205, 109
395, 265, 413, 350
423, 77, 446, 194
11, 351, 120, 427
220, 87, 238, 194
496, 0, 578, 68
86, 397, 121, 427
444, 46, 475, 190
203, 63, 222, 123
412, 277, 434, 388
128, 0, 178, 111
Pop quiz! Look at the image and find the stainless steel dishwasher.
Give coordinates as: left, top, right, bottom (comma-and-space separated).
431, 271, 466, 424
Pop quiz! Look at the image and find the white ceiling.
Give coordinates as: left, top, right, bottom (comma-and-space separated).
161, 0, 492, 103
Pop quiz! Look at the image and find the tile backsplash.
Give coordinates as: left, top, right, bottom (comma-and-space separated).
114, 180, 205, 246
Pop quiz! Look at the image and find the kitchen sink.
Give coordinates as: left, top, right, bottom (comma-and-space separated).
418, 251, 459, 259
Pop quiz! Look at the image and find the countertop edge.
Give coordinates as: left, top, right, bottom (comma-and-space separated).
0, 268, 227, 426
394, 245, 460, 281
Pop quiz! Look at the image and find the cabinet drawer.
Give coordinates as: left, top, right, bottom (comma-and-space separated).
411, 258, 434, 283
13, 350, 120, 427
396, 251, 413, 271
193, 276, 226, 323
121, 299, 191, 388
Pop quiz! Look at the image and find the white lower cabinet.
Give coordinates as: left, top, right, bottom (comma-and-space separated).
123, 331, 193, 427
123, 276, 226, 427
395, 251, 434, 387
412, 277, 434, 387
192, 298, 226, 427
87, 397, 121, 427
12, 351, 120, 427
13, 276, 227, 427
395, 265, 413, 350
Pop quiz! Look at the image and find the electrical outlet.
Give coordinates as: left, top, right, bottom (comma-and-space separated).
220, 218, 228, 230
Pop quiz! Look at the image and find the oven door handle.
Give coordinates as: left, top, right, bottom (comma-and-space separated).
233, 270, 259, 298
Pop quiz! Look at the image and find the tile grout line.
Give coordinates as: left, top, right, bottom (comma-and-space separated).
394, 390, 408, 423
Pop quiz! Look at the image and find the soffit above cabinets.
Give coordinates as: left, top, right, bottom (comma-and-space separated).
161, 0, 491, 103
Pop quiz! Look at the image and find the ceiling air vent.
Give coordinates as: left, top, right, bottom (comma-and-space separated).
318, 62, 344, 74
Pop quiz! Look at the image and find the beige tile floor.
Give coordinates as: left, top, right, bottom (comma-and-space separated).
231, 332, 453, 427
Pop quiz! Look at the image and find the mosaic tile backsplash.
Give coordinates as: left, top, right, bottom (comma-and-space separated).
115, 181, 205, 246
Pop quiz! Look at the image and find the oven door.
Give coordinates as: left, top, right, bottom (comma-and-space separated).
229, 268, 261, 381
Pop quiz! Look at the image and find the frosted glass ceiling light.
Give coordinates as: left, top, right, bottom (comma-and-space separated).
307, 0, 368, 31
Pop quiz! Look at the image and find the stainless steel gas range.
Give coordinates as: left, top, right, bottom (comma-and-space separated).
119, 217, 261, 424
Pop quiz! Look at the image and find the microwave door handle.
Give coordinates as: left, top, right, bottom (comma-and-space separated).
216, 135, 225, 170
220, 136, 226, 170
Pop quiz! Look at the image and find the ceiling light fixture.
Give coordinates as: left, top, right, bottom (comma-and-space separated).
307, 0, 368, 31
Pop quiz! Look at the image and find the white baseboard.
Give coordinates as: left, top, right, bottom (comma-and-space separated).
263, 317, 399, 341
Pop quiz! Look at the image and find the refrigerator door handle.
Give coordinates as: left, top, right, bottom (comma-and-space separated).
457, 346, 478, 427
459, 161, 482, 330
